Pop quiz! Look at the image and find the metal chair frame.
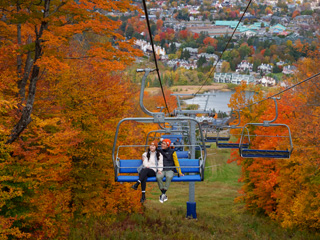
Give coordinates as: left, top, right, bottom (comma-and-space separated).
239, 97, 293, 158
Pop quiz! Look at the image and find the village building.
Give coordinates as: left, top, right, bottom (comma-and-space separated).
134, 39, 166, 56
257, 63, 273, 74
184, 47, 198, 55
269, 24, 286, 34
166, 59, 197, 70
197, 53, 219, 62
282, 65, 297, 75
256, 76, 276, 87
187, 25, 242, 38
214, 72, 255, 84
236, 60, 253, 73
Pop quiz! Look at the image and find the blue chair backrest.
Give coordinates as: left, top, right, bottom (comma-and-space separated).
119, 159, 200, 174
119, 160, 142, 173
176, 151, 189, 158
178, 159, 200, 173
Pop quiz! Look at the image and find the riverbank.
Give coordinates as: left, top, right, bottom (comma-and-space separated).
170, 83, 230, 94
145, 83, 230, 96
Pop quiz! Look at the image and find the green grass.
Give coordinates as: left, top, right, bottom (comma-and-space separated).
69, 146, 319, 239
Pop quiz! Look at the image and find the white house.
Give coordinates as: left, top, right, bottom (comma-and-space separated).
257, 63, 273, 74
197, 53, 219, 61
214, 72, 255, 84
134, 39, 166, 56
256, 76, 276, 87
236, 60, 253, 72
184, 47, 198, 55
242, 29, 257, 37
282, 65, 297, 75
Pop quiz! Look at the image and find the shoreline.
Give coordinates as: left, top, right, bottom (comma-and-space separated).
145, 83, 230, 96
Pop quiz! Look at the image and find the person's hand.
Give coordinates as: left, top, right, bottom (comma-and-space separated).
158, 170, 162, 174
180, 173, 184, 177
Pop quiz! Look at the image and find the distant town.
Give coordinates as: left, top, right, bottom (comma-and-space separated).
107, 0, 320, 87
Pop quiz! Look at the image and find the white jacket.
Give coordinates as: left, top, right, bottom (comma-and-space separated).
142, 151, 163, 172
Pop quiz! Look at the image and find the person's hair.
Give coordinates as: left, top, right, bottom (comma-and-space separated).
146, 148, 160, 161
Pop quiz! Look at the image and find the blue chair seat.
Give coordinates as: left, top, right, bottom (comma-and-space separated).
217, 143, 249, 149
205, 138, 217, 142
240, 149, 290, 158
117, 159, 202, 182
195, 145, 210, 150
117, 175, 202, 182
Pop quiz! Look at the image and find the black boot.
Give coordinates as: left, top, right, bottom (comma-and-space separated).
131, 182, 139, 190
140, 193, 146, 203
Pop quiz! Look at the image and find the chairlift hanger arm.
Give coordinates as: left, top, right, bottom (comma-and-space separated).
228, 110, 241, 128
265, 97, 281, 124
138, 69, 162, 117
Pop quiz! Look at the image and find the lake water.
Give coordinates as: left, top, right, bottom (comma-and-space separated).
183, 90, 254, 113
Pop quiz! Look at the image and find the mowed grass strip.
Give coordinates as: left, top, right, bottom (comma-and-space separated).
70, 147, 319, 239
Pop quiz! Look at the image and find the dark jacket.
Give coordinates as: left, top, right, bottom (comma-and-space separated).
158, 148, 183, 175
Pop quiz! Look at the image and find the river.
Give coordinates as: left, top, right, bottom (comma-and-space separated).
183, 90, 254, 113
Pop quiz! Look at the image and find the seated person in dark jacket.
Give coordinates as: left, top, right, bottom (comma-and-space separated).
156, 139, 184, 203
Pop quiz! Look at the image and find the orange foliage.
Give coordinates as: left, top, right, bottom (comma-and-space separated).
156, 19, 163, 30
0, 0, 148, 238
203, 37, 218, 49
179, 29, 190, 39
228, 41, 320, 231
292, 10, 300, 18
154, 34, 161, 42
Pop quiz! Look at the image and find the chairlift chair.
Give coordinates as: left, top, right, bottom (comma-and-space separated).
112, 69, 207, 182
205, 126, 230, 143
239, 97, 293, 158
215, 110, 250, 149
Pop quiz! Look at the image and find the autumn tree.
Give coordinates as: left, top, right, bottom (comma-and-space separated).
272, 42, 320, 230
203, 37, 218, 49
1, 0, 139, 144
0, 0, 146, 238
156, 19, 163, 30
227, 39, 320, 231
221, 61, 231, 73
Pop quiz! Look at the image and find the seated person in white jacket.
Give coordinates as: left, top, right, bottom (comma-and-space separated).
131, 141, 163, 203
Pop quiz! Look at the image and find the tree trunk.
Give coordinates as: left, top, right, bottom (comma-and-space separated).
16, 2, 22, 79
18, 36, 33, 102
6, 0, 51, 144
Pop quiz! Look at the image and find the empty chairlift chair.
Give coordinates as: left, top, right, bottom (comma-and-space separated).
205, 119, 230, 143
161, 134, 184, 151
215, 110, 250, 149
239, 97, 293, 159
145, 128, 189, 150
